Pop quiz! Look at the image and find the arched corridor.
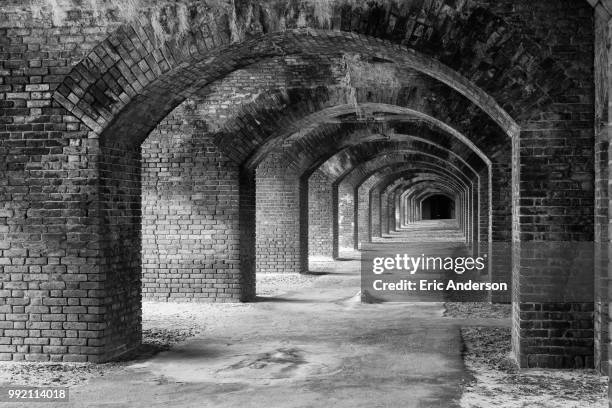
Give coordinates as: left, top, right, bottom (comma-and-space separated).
0, 0, 610, 406
420, 194, 455, 220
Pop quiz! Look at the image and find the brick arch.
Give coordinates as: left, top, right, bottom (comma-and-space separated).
383, 176, 466, 225
387, 178, 464, 210
344, 160, 473, 249
411, 187, 460, 221
395, 178, 463, 205
363, 169, 468, 213
244, 99, 501, 171
419, 192, 456, 202
401, 182, 465, 226
167, 58, 508, 170
345, 155, 473, 190
386, 176, 462, 201
307, 137, 482, 186
57, 10, 523, 320
274, 120, 490, 179
278, 113, 484, 266
404, 189, 460, 211
333, 159, 472, 252
356, 162, 481, 241
52, 0, 588, 147
335, 146, 490, 241
54, 31, 517, 147
398, 184, 461, 226
53, 5, 547, 141
405, 186, 461, 221
410, 188, 458, 207
337, 157, 478, 249
413, 191, 459, 219
409, 186, 459, 216
0, 0, 597, 370
263, 138, 477, 268
374, 173, 467, 239
402, 178, 478, 243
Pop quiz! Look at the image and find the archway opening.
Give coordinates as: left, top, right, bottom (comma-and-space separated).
42, 0, 595, 382
421, 194, 455, 220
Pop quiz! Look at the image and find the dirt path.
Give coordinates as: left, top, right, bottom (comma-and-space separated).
1, 221, 505, 408
44, 270, 477, 407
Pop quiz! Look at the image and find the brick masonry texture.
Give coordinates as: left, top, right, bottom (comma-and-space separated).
0, 0, 607, 388
308, 170, 334, 260
256, 152, 304, 274
141, 102, 243, 302
594, 8, 611, 376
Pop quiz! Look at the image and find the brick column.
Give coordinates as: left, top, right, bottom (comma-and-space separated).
489, 162, 512, 303
513, 128, 595, 368
381, 190, 390, 234
594, 7, 612, 375
370, 187, 382, 238
0, 126, 111, 362
141, 110, 247, 302
337, 182, 355, 256
356, 177, 379, 249
256, 153, 305, 274
308, 170, 334, 260
389, 191, 398, 230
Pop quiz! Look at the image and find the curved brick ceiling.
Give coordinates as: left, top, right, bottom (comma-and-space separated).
111, 57, 507, 169
150, 72, 508, 170
387, 175, 461, 196
305, 141, 481, 190
414, 190, 457, 203
387, 176, 463, 199
348, 164, 472, 202
360, 166, 469, 197
232, 80, 507, 170
334, 153, 474, 190
240, 101, 500, 173
283, 129, 487, 179
50, 0, 587, 150
374, 172, 467, 199
60, 31, 518, 141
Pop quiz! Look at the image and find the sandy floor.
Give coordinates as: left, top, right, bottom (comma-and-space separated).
460, 327, 608, 408
444, 302, 512, 319
0, 222, 606, 407
0, 261, 473, 407
2, 296, 603, 408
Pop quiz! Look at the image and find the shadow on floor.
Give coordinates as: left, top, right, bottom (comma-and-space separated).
253, 295, 314, 303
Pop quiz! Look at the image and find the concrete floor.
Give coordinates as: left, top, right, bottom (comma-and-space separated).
32, 220, 508, 408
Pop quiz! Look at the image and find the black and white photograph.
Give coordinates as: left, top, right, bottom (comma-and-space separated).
0, 0, 609, 407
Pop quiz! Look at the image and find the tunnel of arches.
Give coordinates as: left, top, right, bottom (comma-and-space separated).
0, 0, 602, 383
55, 1, 596, 371
420, 194, 456, 220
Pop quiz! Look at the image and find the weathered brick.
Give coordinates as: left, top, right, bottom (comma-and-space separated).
0, 0, 601, 381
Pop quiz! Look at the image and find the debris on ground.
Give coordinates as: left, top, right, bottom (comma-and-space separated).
0, 304, 204, 387
460, 326, 608, 408
256, 272, 320, 296
444, 302, 512, 319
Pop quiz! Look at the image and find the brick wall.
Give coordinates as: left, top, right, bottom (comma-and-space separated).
381, 190, 391, 234
308, 170, 334, 260
0, 8, 116, 362
140, 102, 245, 302
0, 0, 602, 370
510, 0, 596, 369
357, 178, 377, 249
370, 187, 382, 238
336, 182, 355, 256
594, 8, 611, 375
256, 153, 306, 273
